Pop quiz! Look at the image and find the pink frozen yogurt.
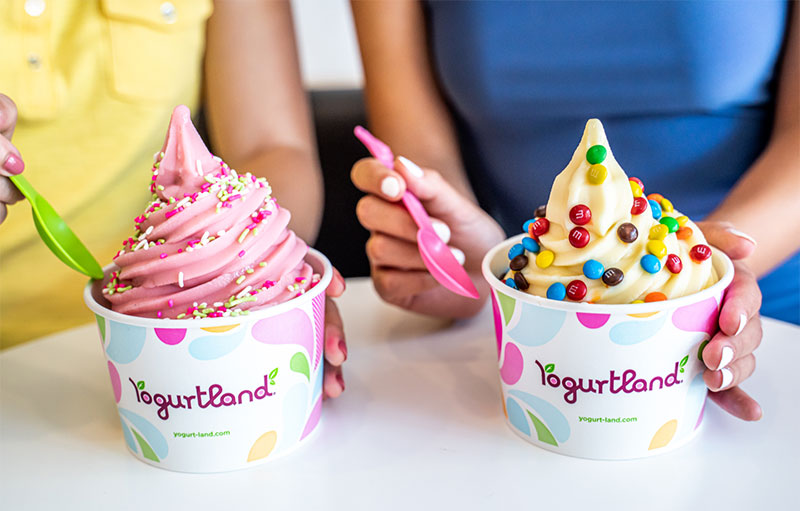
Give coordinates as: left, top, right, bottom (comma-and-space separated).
103, 105, 316, 319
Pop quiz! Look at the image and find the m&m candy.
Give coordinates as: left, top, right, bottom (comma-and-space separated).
587, 164, 607, 185
647, 193, 664, 202
536, 250, 555, 268
660, 198, 674, 212
508, 243, 524, 259
547, 282, 567, 300
569, 204, 592, 225
522, 236, 540, 253
617, 223, 638, 243
509, 254, 528, 271
602, 267, 624, 286
659, 216, 679, 233
566, 280, 587, 301
583, 259, 604, 280
569, 227, 590, 248
644, 292, 667, 302
534, 205, 547, 218
529, 217, 550, 238
666, 254, 683, 274
586, 145, 607, 164
690, 244, 712, 262
640, 254, 661, 274
676, 215, 689, 227
648, 200, 662, 220
514, 272, 530, 291
505, 278, 518, 290
522, 218, 536, 233
676, 226, 693, 240
629, 177, 644, 193
646, 240, 667, 258
631, 197, 648, 215
629, 180, 643, 197
649, 224, 668, 240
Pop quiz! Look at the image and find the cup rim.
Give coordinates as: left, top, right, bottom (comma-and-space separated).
84, 248, 333, 327
481, 234, 733, 314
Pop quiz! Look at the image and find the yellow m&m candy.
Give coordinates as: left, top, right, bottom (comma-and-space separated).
587, 164, 607, 185
536, 250, 555, 268
630, 181, 643, 197
646, 240, 667, 258
649, 224, 669, 240
661, 198, 674, 212
676, 215, 689, 227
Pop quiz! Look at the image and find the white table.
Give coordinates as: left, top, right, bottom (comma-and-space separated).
1, 278, 798, 509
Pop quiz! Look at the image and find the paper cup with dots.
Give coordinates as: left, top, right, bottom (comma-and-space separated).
84, 249, 332, 473
482, 235, 734, 460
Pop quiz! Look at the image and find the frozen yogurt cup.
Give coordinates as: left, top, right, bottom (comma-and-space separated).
84, 248, 331, 472
483, 235, 733, 459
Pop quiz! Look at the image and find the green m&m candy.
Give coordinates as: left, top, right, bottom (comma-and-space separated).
659, 216, 680, 233
586, 145, 607, 164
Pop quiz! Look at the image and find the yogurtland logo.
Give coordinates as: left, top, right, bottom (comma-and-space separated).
128, 368, 278, 421
534, 357, 689, 405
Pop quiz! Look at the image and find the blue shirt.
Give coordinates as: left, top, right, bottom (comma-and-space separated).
425, 0, 798, 323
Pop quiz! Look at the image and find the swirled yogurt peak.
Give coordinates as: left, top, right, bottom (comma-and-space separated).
102, 105, 317, 318
504, 119, 718, 304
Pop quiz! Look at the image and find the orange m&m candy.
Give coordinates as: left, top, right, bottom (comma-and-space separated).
676, 226, 693, 240
644, 292, 667, 302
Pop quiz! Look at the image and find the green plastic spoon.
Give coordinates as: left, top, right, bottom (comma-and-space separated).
9, 174, 104, 280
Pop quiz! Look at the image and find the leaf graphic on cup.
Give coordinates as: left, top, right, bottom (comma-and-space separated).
545, 364, 555, 374
679, 355, 689, 373
269, 367, 279, 386
137, 380, 146, 390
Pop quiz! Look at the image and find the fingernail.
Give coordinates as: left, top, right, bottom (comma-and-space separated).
717, 346, 734, 370
726, 227, 757, 246
2, 153, 24, 175
380, 176, 401, 198
398, 156, 424, 178
338, 339, 348, 361
431, 219, 451, 243
719, 368, 733, 389
735, 313, 747, 336
335, 372, 345, 391
450, 246, 466, 266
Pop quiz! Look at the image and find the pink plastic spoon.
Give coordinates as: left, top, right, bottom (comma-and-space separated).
354, 126, 479, 299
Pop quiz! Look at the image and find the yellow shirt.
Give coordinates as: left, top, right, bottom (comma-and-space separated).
0, 0, 212, 348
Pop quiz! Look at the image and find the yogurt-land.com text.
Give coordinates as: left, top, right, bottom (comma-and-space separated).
578, 416, 638, 424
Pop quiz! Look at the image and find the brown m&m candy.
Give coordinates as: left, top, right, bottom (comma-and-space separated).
617, 222, 638, 243
602, 267, 624, 286
534, 205, 547, 218
509, 254, 529, 271
513, 272, 530, 291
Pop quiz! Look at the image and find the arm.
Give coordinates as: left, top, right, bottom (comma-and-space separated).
351, 0, 476, 201
204, 0, 322, 243
706, 3, 800, 277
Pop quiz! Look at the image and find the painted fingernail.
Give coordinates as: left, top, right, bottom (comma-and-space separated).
335, 372, 345, 391
2, 153, 24, 175
398, 156, 424, 178
338, 339, 348, 361
726, 228, 757, 246
717, 346, 734, 370
380, 176, 401, 198
719, 368, 733, 389
735, 313, 747, 336
450, 246, 466, 266
431, 219, 451, 243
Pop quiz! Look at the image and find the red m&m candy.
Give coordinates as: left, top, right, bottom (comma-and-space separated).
631, 196, 648, 215
529, 217, 550, 238
569, 227, 590, 248
690, 244, 712, 262
566, 280, 587, 301
666, 254, 683, 274
569, 204, 592, 225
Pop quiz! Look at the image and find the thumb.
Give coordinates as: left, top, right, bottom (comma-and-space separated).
0, 94, 18, 140
695, 221, 757, 260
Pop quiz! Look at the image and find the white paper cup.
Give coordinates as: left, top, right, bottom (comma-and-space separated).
482, 235, 734, 460
84, 249, 332, 472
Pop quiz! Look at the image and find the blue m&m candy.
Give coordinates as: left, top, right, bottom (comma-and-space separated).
582, 259, 604, 280
522, 236, 540, 253
640, 254, 662, 274
648, 200, 662, 220
505, 278, 518, 290
547, 282, 567, 300
508, 243, 525, 259
522, 218, 536, 233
